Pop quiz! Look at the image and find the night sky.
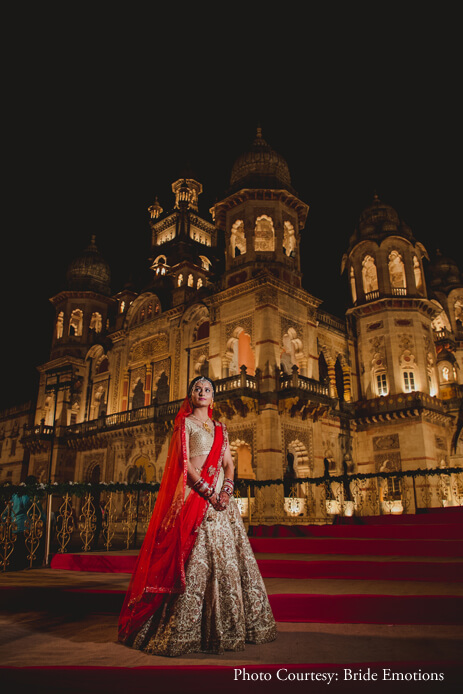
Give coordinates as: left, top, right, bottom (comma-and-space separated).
2, 22, 461, 410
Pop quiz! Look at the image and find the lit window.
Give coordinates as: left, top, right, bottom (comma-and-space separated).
197, 278, 203, 289
376, 373, 388, 396
188, 274, 194, 287
69, 309, 83, 336
90, 312, 102, 333
178, 274, 183, 287
403, 371, 415, 392
120, 301, 126, 314
56, 311, 64, 339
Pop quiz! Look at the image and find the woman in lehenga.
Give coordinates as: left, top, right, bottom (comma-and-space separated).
118, 375, 276, 656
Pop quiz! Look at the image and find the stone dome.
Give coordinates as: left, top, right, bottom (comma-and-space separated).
66, 236, 111, 295
347, 194, 414, 251
428, 249, 462, 290
229, 127, 293, 193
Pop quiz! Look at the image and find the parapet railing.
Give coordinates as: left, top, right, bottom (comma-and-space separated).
1, 466, 461, 571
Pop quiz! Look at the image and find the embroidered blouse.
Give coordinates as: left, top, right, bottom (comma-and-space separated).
185, 416, 215, 458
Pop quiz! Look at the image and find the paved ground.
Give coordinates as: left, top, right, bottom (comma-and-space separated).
1, 563, 462, 668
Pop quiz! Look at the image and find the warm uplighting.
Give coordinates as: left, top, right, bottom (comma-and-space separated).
284, 496, 305, 516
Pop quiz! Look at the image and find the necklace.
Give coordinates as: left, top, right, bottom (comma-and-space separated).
190, 413, 212, 433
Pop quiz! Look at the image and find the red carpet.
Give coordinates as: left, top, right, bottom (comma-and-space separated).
248, 536, 463, 557
268, 593, 463, 624
50, 552, 463, 582
250, 522, 463, 539
1, 586, 462, 625
1, 663, 460, 693
257, 559, 463, 582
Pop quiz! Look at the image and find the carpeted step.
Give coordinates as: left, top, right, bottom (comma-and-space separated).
1, 586, 462, 625
248, 537, 463, 557
257, 559, 463, 582
49, 552, 463, 582
250, 522, 463, 539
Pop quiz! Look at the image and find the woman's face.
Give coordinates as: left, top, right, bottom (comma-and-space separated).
190, 380, 214, 410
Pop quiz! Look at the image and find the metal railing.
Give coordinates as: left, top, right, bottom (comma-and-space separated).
1, 467, 461, 570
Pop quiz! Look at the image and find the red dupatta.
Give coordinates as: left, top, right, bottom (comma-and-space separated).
118, 397, 226, 643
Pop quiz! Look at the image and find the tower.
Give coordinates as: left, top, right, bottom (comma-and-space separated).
147, 175, 219, 308
342, 195, 454, 494
342, 194, 438, 400
212, 127, 309, 291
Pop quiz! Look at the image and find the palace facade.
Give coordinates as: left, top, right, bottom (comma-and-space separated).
1, 129, 462, 514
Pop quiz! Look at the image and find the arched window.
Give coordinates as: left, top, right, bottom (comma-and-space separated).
226, 327, 255, 376
280, 328, 302, 374
177, 274, 183, 287
187, 274, 194, 287
388, 250, 407, 295
335, 357, 344, 400
199, 256, 211, 271
195, 321, 210, 341
400, 351, 416, 392
230, 220, 246, 257
90, 312, 102, 333
132, 379, 145, 409
372, 353, 388, 396
362, 255, 378, 295
69, 309, 83, 336
197, 278, 203, 289
254, 215, 275, 252
56, 311, 64, 339
119, 300, 126, 314
96, 356, 109, 374
413, 255, 423, 292
283, 221, 296, 257
455, 299, 463, 330
350, 267, 357, 303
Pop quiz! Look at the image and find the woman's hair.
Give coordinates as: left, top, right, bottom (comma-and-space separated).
187, 375, 215, 398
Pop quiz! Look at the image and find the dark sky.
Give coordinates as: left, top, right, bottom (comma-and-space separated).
1, 22, 461, 410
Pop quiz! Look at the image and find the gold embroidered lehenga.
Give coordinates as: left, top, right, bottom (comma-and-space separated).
118, 404, 276, 657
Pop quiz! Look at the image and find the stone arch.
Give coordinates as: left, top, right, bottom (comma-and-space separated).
431, 300, 452, 332
125, 292, 161, 328
230, 219, 246, 258
349, 266, 357, 304
388, 250, 407, 294
413, 254, 423, 292
399, 350, 417, 392
283, 221, 296, 256
229, 439, 255, 479
56, 311, 64, 339
371, 351, 388, 397
127, 455, 155, 484
454, 297, 463, 331
362, 254, 378, 295
281, 327, 304, 375
193, 353, 209, 378
225, 326, 255, 376
286, 439, 311, 477
254, 215, 275, 252
89, 312, 102, 333
69, 308, 83, 336
85, 460, 101, 483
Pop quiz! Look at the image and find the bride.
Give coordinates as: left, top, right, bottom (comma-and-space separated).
118, 375, 276, 656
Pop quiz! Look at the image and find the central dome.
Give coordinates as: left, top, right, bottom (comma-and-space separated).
229, 127, 293, 193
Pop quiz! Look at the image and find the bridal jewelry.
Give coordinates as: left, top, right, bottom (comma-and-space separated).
190, 414, 212, 433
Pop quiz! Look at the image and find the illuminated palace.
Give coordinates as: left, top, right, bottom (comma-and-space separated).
1, 129, 462, 514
